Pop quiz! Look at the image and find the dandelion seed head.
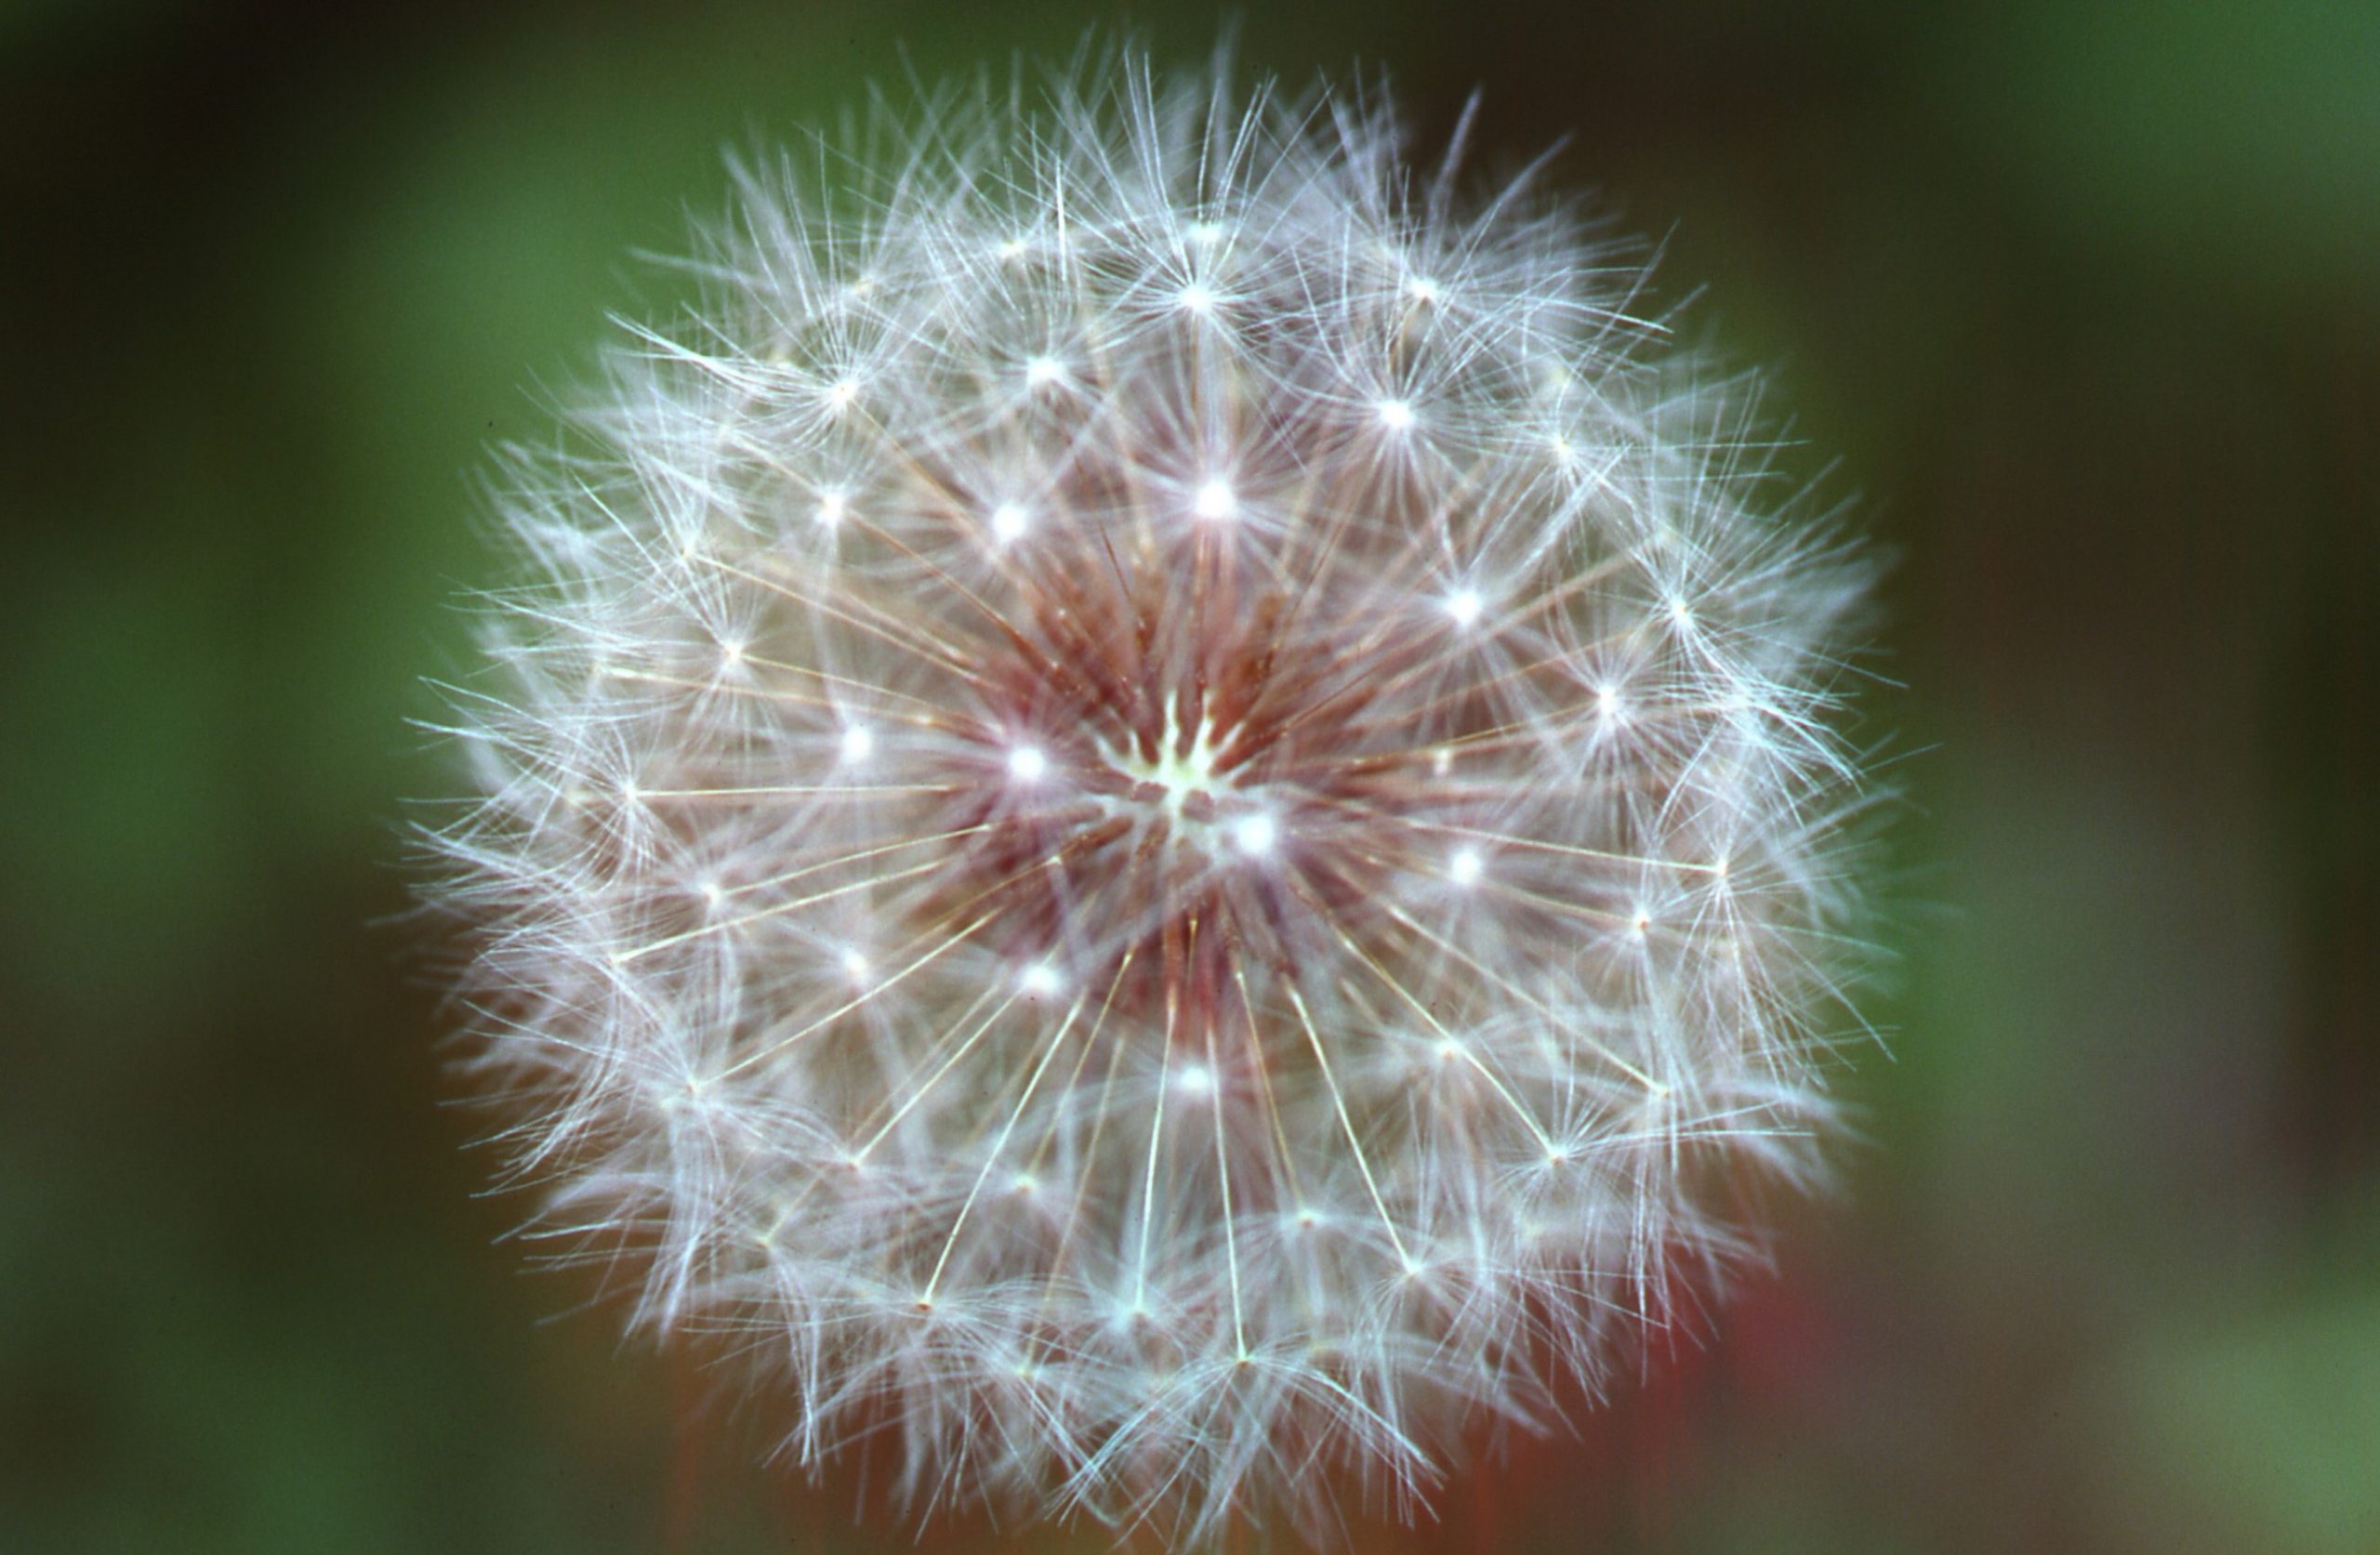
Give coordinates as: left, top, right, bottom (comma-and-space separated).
423, 43, 1884, 1548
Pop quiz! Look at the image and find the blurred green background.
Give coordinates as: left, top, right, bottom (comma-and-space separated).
4, 1, 2374, 1550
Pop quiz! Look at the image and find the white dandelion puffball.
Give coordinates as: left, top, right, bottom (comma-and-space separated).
427, 48, 1880, 1544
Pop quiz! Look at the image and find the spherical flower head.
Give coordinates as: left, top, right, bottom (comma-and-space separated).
424, 46, 1883, 1547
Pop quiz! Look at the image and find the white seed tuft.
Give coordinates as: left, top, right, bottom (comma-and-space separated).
1192, 478, 1236, 521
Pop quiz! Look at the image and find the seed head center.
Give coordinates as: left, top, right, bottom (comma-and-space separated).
1119, 711, 1227, 814
1104, 707, 1279, 858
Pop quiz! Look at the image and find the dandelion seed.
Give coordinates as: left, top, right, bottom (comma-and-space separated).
422, 42, 1884, 1549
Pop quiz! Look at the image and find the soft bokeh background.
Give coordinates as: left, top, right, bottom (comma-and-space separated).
5, 1, 2375, 1550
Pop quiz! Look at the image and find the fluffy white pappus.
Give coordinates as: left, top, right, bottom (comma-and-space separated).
420, 44, 1885, 1548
